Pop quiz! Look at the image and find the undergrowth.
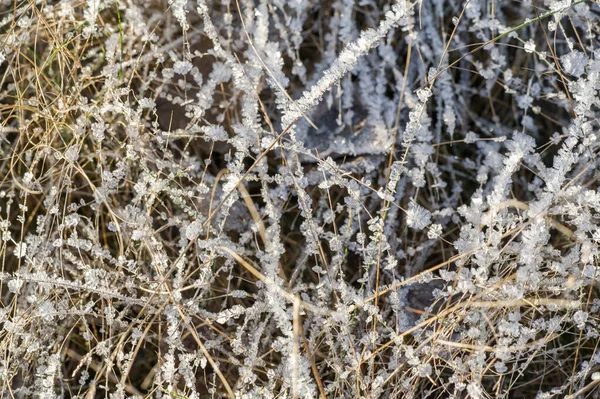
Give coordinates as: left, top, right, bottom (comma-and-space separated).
1, 0, 600, 398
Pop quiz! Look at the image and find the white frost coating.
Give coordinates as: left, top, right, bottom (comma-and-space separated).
14, 242, 27, 258
427, 223, 442, 239
186, 220, 203, 240
196, 0, 256, 101
281, 1, 410, 129
561, 50, 588, 77
406, 200, 431, 231
173, 60, 193, 75
169, 0, 189, 31
524, 39, 535, 53
83, 0, 100, 37
65, 145, 80, 162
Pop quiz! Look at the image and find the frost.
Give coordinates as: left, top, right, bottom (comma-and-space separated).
173, 60, 193, 75
495, 362, 508, 373
65, 213, 80, 228
38, 301, 56, 322
417, 363, 432, 377
3, 0, 600, 397
14, 242, 27, 258
464, 131, 478, 144
138, 97, 156, 109
8, 278, 23, 294
185, 220, 202, 240
131, 230, 146, 241
83, 0, 100, 36
524, 40, 536, 53
23, 172, 34, 186
108, 221, 118, 232
92, 122, 106, 141
169, 0, 189, 31
406, 200, 431, 230
561, 51, 588, 77
64, 145, 80, 162
573, 311, 588, 330
416, 87, 432, 102
427, 223, 442, 239
202, 125, 228, 141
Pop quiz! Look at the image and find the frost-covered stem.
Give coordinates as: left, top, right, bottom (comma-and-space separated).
489, 199, 575, 240
217, 246, 328, 315
281, 0, 410, 128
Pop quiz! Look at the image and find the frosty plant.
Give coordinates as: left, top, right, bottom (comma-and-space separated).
1, 0, 600, 398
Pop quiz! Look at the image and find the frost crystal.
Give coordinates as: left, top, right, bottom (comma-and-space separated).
8, 278, 23, 294
65, 213, 80, 228
406, 200, 431, 230
173, 60, 193, 75
169, 0, 189, 31
138, 98, 156, 109
14, 242, 27, 258
92, 122, 106, 141
561, 51, 588, 77
524, 40, 536, 53
64, 145, 80, 162
108, 221, 118, 232
185, 220, 202, 240
427, 223, 442, 239
573, 311, 588, 330
83, 0, 100, 36
416, 87, 432, 102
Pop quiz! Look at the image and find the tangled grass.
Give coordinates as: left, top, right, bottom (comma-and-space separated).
1, 0, 600, 398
